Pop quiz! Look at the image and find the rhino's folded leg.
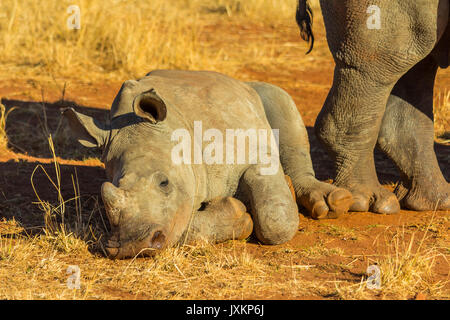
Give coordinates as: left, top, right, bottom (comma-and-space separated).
182, 197, 253, 244
239, 165, 299, 245
247, 81, 353, 220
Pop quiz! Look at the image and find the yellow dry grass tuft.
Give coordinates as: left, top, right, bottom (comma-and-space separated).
335, 218, 449, 300
28, 134, 107, 254
434, 88, 450, 143
0, 100, 16, 151
0, 101, 7, 150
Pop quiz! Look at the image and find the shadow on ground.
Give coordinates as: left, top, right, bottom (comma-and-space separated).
0, 159, 108, 239
1, 98, 108, 160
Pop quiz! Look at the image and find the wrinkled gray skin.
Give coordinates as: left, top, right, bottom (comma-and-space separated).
297, 0, 450, 213
64, 70, 353, 259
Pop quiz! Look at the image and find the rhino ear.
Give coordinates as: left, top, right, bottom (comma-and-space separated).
62, 108, 108, 148
133, 90, 167, 123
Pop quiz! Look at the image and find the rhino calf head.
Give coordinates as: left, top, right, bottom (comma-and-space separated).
63, 80, 196, 259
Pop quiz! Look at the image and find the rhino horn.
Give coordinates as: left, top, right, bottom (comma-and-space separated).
101, 182, 125, 226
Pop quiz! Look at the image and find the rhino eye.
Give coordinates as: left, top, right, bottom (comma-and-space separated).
159, 178, 171, 194
153, 172, 171, 193
159, 179, 169, 188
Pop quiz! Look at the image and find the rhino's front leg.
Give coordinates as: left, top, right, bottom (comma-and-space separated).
316, 69, 401, 214
182, 197, 253, 244
239, 165, 299, 245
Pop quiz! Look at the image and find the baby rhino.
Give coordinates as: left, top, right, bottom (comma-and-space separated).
64, 70, 353, 259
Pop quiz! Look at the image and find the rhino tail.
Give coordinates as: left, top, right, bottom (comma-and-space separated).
296, 0, 314, 54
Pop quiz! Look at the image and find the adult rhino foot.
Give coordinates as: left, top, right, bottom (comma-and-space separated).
298, 180, 353, 220
348, 184, 400, 214
395, 181, 450, 211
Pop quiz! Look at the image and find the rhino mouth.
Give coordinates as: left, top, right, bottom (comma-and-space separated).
105, 227, 167, 259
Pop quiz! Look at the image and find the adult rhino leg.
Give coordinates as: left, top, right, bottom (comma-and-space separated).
247, 81, 353, 219
377, 54, 450, 211
238, 165, 299, 245
316, 0, 441, 214
182, 197, 253, 244
316, 70, 400, 214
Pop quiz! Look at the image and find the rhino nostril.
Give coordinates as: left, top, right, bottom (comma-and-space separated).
151, 231, 166, 250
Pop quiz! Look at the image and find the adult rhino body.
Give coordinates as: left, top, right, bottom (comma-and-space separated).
297, 0, 450, 213
64, 70, 352, 259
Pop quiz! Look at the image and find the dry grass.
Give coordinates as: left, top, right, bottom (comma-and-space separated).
28, 135, 107, 253
334, 221, 449, 300
0, 233, 313, 299
434, 88, 450, 142
0, 0, 304, 81
0, 100, 16, 151
3, 218, 447, 299
0, 101, 7, 149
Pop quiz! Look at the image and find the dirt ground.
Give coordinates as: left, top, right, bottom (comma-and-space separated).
0, 13, 449, 300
